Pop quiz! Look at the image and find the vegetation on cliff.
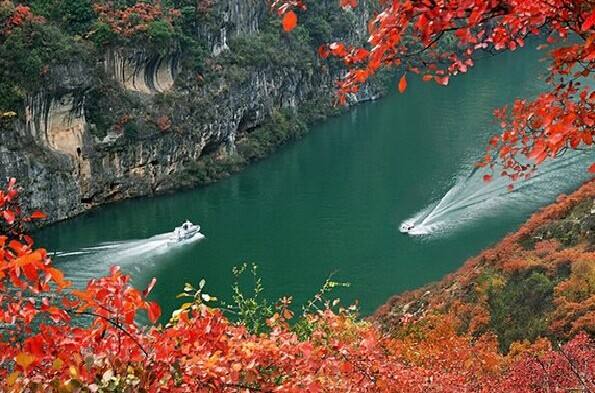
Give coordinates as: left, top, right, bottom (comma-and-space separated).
1, 0, 394, 202
0, 0, 373, 115
0, 2, 88, 111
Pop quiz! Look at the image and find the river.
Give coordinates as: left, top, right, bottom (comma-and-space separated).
37, 45, 593, 319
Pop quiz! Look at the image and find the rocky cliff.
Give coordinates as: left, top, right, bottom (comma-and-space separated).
0, 0, 385, 224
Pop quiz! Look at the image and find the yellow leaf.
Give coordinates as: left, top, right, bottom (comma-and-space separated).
52, 358, 64, 370
69, 365, 78, 378
15, 352, 35, 370
7, 372, 19, 386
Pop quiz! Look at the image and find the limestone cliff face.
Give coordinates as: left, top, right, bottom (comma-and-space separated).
208, 0, 265, 55
0, 1, 381, 224
104, 49, 180, 94
1, 63, 91, 221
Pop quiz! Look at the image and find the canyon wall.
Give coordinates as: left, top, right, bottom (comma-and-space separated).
0, 1, 383, 224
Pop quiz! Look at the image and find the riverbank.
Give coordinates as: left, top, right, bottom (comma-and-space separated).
163, 75, 391, 196
373, 180, 595, 348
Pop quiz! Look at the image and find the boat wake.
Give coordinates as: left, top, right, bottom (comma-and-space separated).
401, 152, 592, 236
52, 231, 204, 287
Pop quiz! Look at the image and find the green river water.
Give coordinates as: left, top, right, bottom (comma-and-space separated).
37, 45, 593, 318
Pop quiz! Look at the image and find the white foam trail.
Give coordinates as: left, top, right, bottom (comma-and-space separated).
401, 151, 592, 236
81, 244, 123, 251
54, 251, 92, 257
53, 231, 205, 288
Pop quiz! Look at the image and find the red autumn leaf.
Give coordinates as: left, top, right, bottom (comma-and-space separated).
340, 0, 357, 8
282, 10, 297, 32
351, 48, 369, 62
329, 42, 347, 57
2, 210, 15, 225
47, 267, 70, 289
147, 301, 161, 324
528, 140, 546, 160
588, 163, 595, 174
434, 76, 450, 86
340, 361, 354, 373
30, 211, 47, 220
398, 74, 408, 93
318, 45, 330, 58
581, 11, 595, 31
483, 174, 493, 183
8, 239, 26, 254
7, 189, 17, 201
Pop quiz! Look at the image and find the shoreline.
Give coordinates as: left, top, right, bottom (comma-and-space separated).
31, 83, 391, 230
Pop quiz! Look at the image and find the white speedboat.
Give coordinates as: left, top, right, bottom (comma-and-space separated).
170, 220, 202, 243
399, 220, 416, 234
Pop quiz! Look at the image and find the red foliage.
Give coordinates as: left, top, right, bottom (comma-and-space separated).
94, 1, 180, 37
113, 113, 131, 133
505, 333, 595, 392
272, 0, 595, 179
0, 2, 45, 36
398, 74, 407, 94
533, 239, 562, 257
1, 179, 594, 391
552, 258, 595, 337
375, 180, 595, 348
196, 0, 215, 14
282, 10, 298, 32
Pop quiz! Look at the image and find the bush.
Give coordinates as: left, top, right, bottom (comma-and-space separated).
0, 17, 82, 111
91, 21, 116, 47
178, 154, 246, 185
123, 121, 139, 140
147, 19, 174, 52
236, 110, 307, 162
225, 17, 313, 70
487, 271, 555, 351
27, 0, 96, 35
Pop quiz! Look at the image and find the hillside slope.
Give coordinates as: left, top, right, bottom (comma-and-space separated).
375, 180, 595, 351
